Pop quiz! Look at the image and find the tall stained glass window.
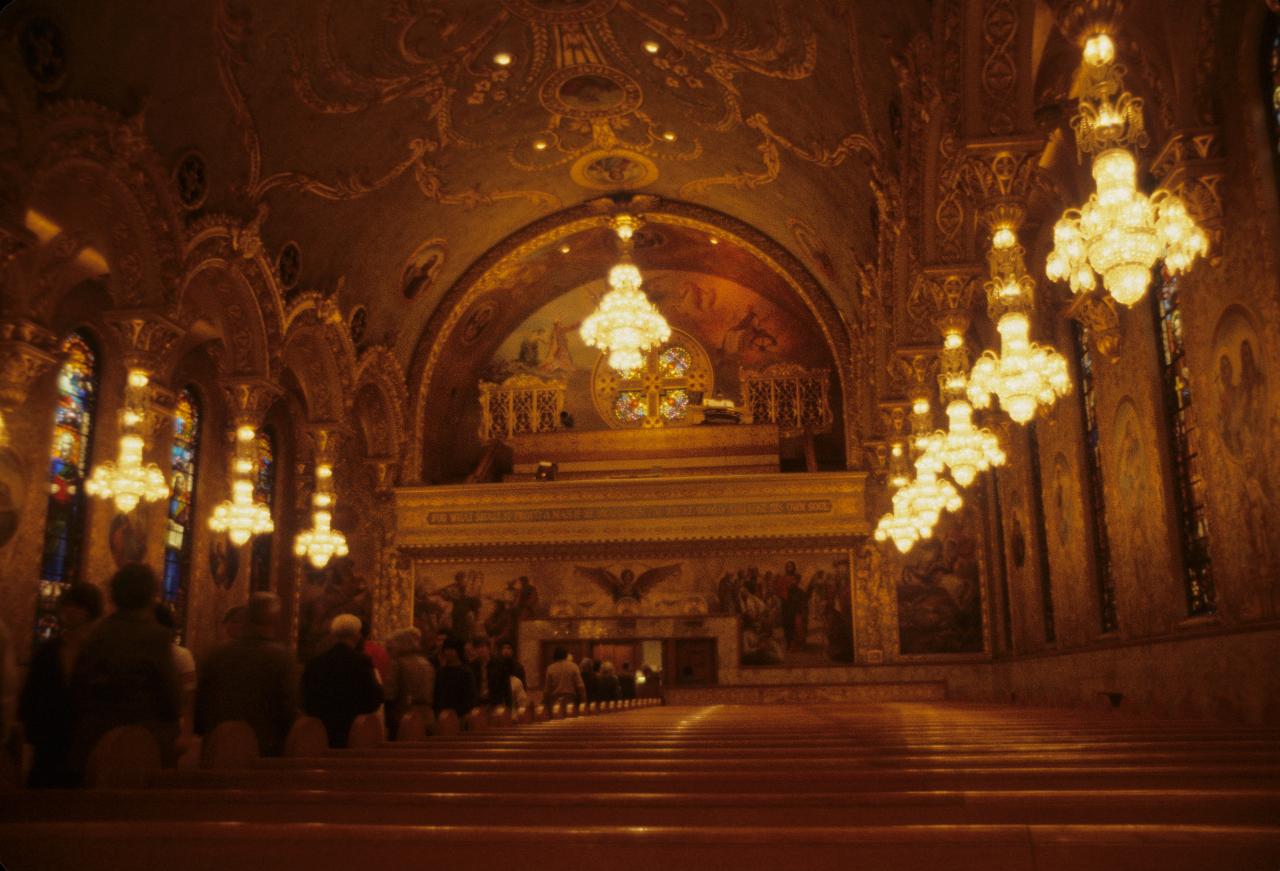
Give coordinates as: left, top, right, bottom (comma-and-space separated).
1027, 422, 1056, 644
1072, 323, 1118, 633
1268, 10, 1279, 164
162, 389, 201, 630
37, 333, 98, 642
249, 430, 275, 592
1153, 274, 1215, 615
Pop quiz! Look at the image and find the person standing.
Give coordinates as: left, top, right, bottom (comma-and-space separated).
433, 638, 476, 720
302, 614, 383, 748
196, 593, 298, 756
19, 584, 102, 786
70, 564, 180, 774
597, 661, 621, 703
153, 603, 197, 741
543, 647, 585, 709
383, 627, 434, 739
617, 661, 637, 701
579, 656, 599, 703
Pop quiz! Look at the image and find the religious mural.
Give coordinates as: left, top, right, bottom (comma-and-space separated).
410, 551, 854, 668
896, 505, 985, 655
108, 512, 147, 568
1111, 398, 1160, 599
483, 269, 832, 430
1208, 306, 1276, 571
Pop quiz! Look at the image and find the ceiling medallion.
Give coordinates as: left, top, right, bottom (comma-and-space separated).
173, 151, 209, 211
276, 241, 302, 290
570, 150, 659, 190
540, 64, 643, 120
18, 15, 67, 92
501, 0, 617, 24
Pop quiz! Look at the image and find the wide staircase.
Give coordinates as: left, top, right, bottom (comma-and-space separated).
3, 699, 1279, 870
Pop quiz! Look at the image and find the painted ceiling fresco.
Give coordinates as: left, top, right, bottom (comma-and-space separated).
36, 0, 929, 364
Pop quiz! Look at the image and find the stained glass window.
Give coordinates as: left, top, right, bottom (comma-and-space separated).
37, 333, 97, 642
162, 389, 200, 631
658, 346, 691, 378
1154, 274, 1215, 616
659, 389, 690, 422
249, 430, 275, 592
613, 390, 647, 424
1269, 10, 1280, 162
1027, 422, 1056, 644
1072, 323, 1118, 633
600, 334, 710, 428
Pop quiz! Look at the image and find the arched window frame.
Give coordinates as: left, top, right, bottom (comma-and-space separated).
36, 331, 99, 642
1071, 322, 1119, 633
1266, 8, 1280, 186
591, 330, 713, 428
1152, 272, 1216, 616
249, 428, 276, 592
162, 387, 201, 634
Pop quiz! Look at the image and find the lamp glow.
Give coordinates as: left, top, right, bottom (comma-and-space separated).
209, 423, 273, 545
294, 462, 349, 569
580, 222, 671, 372
85, 368, 168, 513
1045, 33, 1207, 306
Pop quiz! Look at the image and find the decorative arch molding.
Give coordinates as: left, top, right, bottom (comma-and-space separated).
280, 292, 357, 424
405, 197, 858, 483
354, 344, 410, 471
177, 218, 287, 381
22, 101, 185, 313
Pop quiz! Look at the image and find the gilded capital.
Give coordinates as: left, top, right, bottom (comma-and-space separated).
0, 319, 58, 413
106, 310, 185, 374
219, 377, 283, 430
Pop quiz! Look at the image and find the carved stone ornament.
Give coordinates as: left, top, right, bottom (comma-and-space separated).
219, 377, 283, 429
963, 139, 1044, 208
1065, 294, 1122, 361
1048, 0, 1125, 45
1150, 127, 1224, 267
301, 423, 347, 467
105, 310, 185, 372
0, 319, 58, 412
909, 266, 983, 325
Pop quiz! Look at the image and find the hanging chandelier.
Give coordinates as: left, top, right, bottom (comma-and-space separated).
294, 462, 349, 569
580, 214, 671, 372
1045, 32, 1207, 306
209, 424, 273, 546
85, 368, 168, 513
931, 328, 1005, 487
969, 223, 1072, 424
874, 401, 962, 553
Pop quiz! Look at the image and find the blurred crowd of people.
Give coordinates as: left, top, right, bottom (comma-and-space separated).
1, 562, 646, 787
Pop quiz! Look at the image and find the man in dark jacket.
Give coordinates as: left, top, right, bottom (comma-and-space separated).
618, 661, 637, 701
70, 564, 180, 774
433, 637, 476, 719
302, 614, 382, 748
196, 592, 297, 755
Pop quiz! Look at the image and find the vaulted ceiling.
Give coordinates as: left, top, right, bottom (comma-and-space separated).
20, 0, 929, 363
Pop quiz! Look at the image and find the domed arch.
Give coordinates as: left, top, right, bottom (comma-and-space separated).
406, 197, 859, 483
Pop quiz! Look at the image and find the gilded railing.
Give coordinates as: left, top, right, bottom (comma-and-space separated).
740, 364, 832, 434
478, 375, 566, 440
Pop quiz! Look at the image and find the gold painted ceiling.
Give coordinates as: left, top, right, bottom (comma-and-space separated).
17, 0, 929, 362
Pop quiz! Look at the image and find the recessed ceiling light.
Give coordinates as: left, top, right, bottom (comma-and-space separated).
643, 41, 660, 54
559, 244, 571, 254
533, 139, 548, 151
708, 237, 719, 245
662, 131, 677, 141
493, 52, 513, 66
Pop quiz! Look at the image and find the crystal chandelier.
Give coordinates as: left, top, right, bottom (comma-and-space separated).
931, 327, 1005, 487
85, 368, 168, 513
209, 424, 273, 546
580, 214, 671, 372
294, 462, 349, 569
1045, 32, 1207, 306
969, 222, 1072, 424
874, 400, 963, 553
